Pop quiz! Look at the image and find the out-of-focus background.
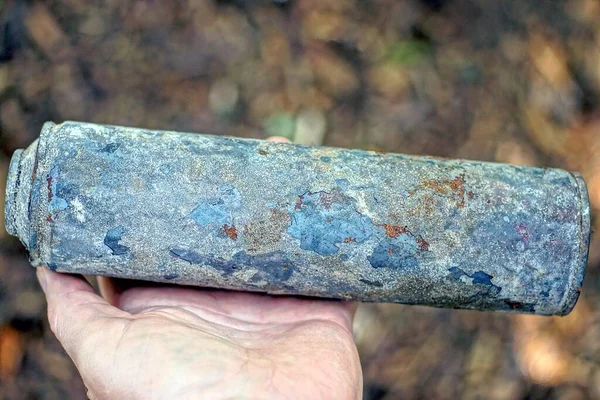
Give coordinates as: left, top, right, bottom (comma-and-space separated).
0, 0, 599, 398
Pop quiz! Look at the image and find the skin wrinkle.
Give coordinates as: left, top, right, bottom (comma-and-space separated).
129, 307, 343, 358
78, 324, 118, 398
162, 299, 350, 333
118, 290, 354, 341
113, 318, 134, 372
118, 286, 354, 328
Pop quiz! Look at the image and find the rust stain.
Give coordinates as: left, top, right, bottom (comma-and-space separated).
408, 195, 435, 216
243, 208, 290, 252
421, 175, 467, 208
449, 176, 466, 207
423, 179, 449, 195
258, 149, 268, 156
416, 237, 429, 251
269, 208, 288, 221
387, 248, 394, 255
381, 223, 430, 252
382, 224, 409, 238
343, 237, 356, 243
222, 224, 238, 240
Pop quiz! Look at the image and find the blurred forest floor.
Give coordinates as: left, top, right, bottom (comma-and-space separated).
1, 0, 600, 399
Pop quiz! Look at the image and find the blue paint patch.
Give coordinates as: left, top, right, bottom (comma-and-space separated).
101, 143, 120, 153
104, 226, 130, 255
359, 278, 383, 287
188, 199, 230, 226
163, 273, 179, 280
47, 166, 68, 219
368, 241, 418, 270
320, 156, 331, 163
49, 198, 68, 214
471, 271, 495, 286
288, 190, 373, 255
368, 226, 428, 270
170, 249, 295, 282
188, 184, 241, 227
219, 184, 242, 207
250, 273, 263, 282
335, 179, 349, 190
340, 254, 350, 261
549, 176, 572, 187
447, 267, 501, 295
55, 182, 80, 202
169, 248, 204, 263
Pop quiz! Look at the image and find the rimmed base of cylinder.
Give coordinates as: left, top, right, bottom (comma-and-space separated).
4, 141, 38, 248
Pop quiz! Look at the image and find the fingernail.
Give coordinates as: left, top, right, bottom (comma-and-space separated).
36, 267, 47, 293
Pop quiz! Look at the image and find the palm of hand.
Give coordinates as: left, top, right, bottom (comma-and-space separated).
37, 268, 362, 399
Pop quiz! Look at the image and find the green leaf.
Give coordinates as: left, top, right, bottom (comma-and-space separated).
385, 40, 432, 66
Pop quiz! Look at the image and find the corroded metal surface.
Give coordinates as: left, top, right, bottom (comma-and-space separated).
4, 121, 591, 315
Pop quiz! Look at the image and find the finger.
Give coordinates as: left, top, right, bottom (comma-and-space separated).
266, 136, 291, 143
96, 276, 118, 305
110, 284, 356, 330
97, 276, 173, 309
37, 268, 129, 360
97, 276, 136, 307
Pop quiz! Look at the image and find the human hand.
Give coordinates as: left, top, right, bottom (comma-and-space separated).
36, 268, 361, 399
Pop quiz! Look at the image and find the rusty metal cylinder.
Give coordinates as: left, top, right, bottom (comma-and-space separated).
4, 121, 590, 315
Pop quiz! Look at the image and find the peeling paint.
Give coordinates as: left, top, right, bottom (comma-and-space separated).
369, 239, 419, 270
101, 143, 120, 153
104, 226, 129, 255
188, 199, 230, 227
448, 267, 501, 295
359, 278, 383, 287
170, 248, 295, 282
288, 190, 373, 255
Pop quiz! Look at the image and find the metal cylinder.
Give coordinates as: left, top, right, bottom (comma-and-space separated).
4, 121, 590, 315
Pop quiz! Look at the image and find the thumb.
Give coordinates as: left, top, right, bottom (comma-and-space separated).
37, 267, 130, 365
